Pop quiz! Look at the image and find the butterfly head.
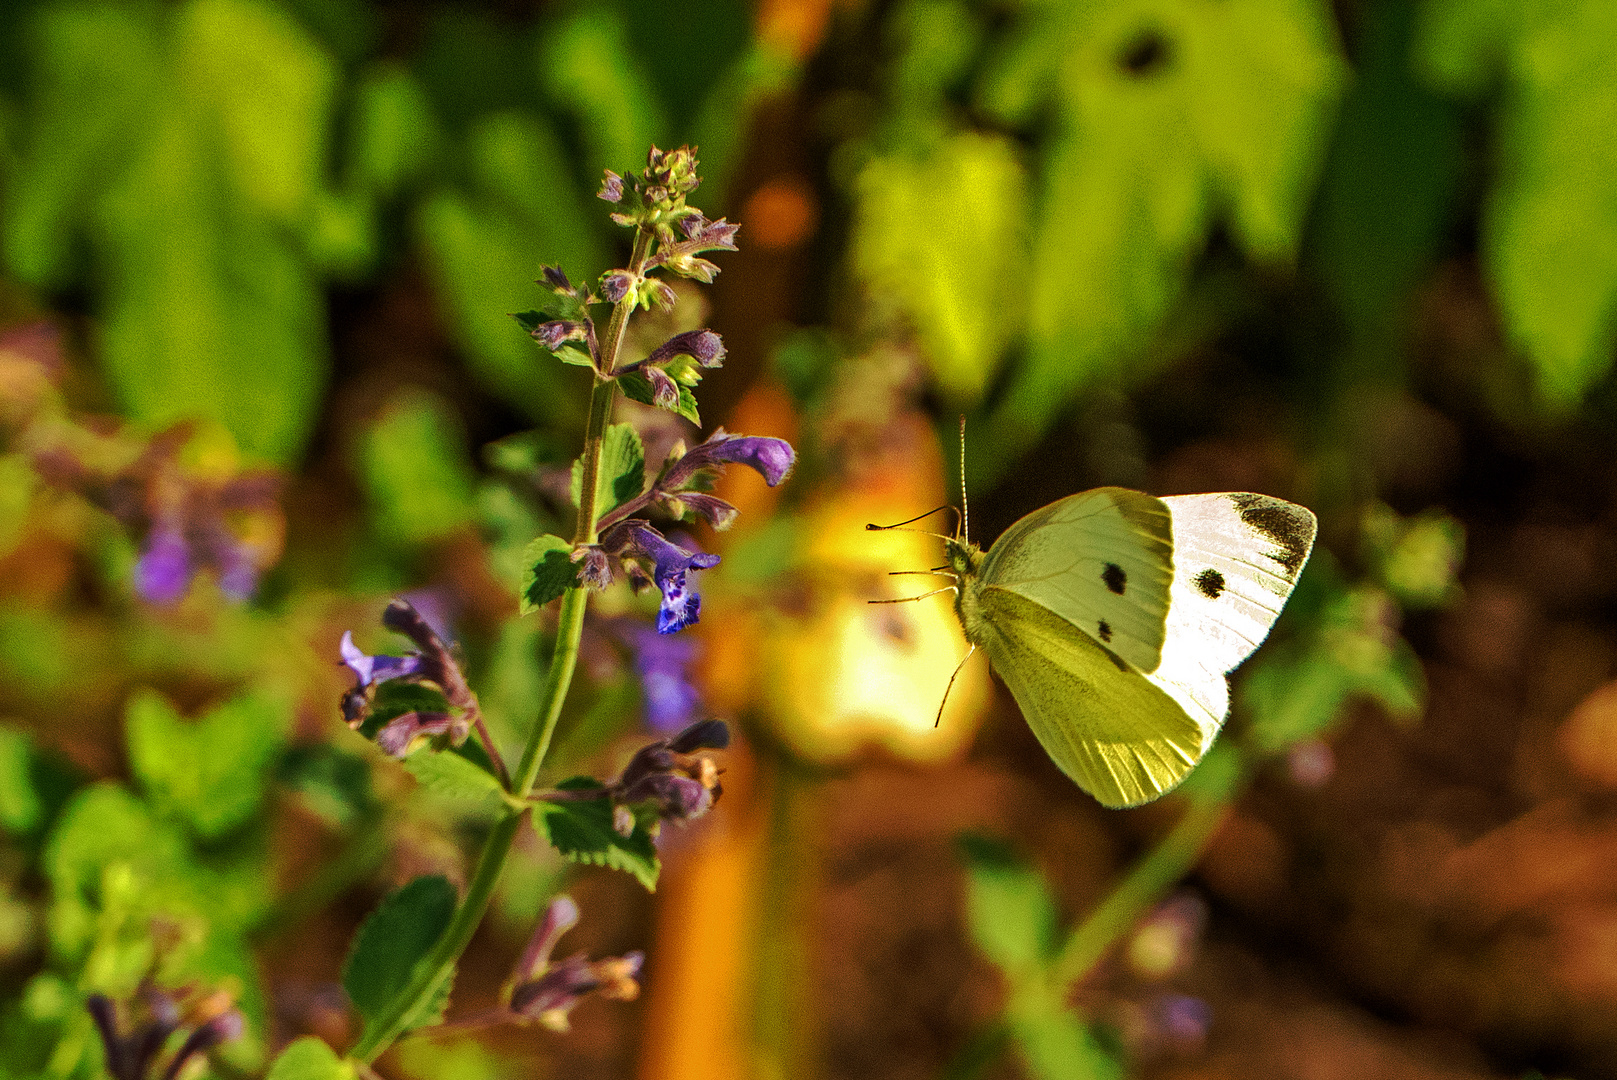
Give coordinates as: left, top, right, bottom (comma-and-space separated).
944, 536, 983, 582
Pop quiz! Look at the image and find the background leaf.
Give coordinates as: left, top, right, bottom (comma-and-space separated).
957, 834, 1059, 979
125, 689, 290, 840
1417, 0, 1617, 404
265, 1037, 355, 1080
342, 875, 458, 1036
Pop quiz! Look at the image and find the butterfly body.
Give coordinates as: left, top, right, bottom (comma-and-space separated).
943, 487, 1317, 808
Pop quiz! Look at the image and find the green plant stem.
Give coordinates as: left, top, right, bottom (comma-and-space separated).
1049, 795, 1229, 989
350, 228, 657, 1065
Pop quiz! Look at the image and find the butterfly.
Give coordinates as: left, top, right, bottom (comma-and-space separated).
878, 484, 1317, 807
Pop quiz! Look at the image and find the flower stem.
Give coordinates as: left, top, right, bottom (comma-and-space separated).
350, 229, 657, 1065
1048, 794, 1229, 990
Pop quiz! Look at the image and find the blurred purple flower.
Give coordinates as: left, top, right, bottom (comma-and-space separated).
598, 171, 624, 203
507, 896, 643, 1032
87, 988, 243, 1080
134, 526, 191, 604
615, 622, 702, 733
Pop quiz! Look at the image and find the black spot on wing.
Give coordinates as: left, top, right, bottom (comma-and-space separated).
1230, 494, 1312, 575
1102, 562, 1127, 594
1194, 568, 1225, 599
1097, 619, 1113, 642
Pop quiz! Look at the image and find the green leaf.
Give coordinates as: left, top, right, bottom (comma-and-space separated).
520, 533, 577, 614
347, 60, 439, 200
402, 749, 505, 811
126, 689, 290, 840
265, 1037, 355, 1080
618, 370, 701, 424
979, 0, 1345, 464
956, 834, 1059, 978
0, 728, 43, 835
536, 779, 660, 891
359, 389, 476, 545
569, 421, 645, 518
415, 115, 601, 425
537, 7, 667, 176
1417, 0, 1617, 404
342, 875, 458, 1036
279, 744, 376, 827
174, 0, 336, 223
851, 132, 1029, 402
1008, 990, 1122, 1080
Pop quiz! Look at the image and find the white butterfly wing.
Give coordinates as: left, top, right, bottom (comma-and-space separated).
977, 487, 1174, 674
1144, 493, 1318, 747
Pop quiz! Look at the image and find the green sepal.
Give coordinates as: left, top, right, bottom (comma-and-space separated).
520, 534, 578, 614
535, 778, 660, 892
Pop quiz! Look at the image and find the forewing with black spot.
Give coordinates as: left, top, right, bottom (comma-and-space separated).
1145, 492, 1318, 745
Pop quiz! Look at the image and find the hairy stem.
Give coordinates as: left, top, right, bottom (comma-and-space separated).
351, 226, 657, 1065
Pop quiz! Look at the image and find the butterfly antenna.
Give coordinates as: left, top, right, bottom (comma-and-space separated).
869, 585, 958, 605
866, 506, 960, 535
958, 415, 969, 543
935, 643, 977, 727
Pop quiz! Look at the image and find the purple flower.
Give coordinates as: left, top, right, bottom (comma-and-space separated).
134, 526, 191, 604
645, 329, 725, 369
600, 522, 720, 634
598, 170, 625, 203
640, 364, 681, 409
600, 270, 634, 303
610, 718, 728, 828
507, 897, 643, 1032
662, 428, 795, 491
680, 214, 740, 250
339, 631, 424, 688
541, 265, 574, 292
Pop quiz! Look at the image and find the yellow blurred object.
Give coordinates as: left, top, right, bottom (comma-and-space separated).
757, 490, 989, 763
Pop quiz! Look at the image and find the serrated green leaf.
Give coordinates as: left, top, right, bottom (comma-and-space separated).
126, 689, 290, 840
617, 371, 701, 424
343, 875, 458, 1036
555, 346, 594, 367
957, 835, 1059, 978
265, 1037, 355, 1080
1417, 0, 1617, 404
520, 533, 577, 613
536, 779, 660, 891
359, 389, 476, 545
403, 749, 505, 810
569, 422, 645, 519
979, 0, 1344, 465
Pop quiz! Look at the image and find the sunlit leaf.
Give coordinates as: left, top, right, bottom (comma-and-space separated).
979, 0, 1345, 461
570, 421, 645, 518
265, 1037, 355, 1080
851, 132, 1028, 402
520, 534, 577, 614
1418, 0, 1617, 404
403, 749, 505, 812
125, 689, 290, 840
